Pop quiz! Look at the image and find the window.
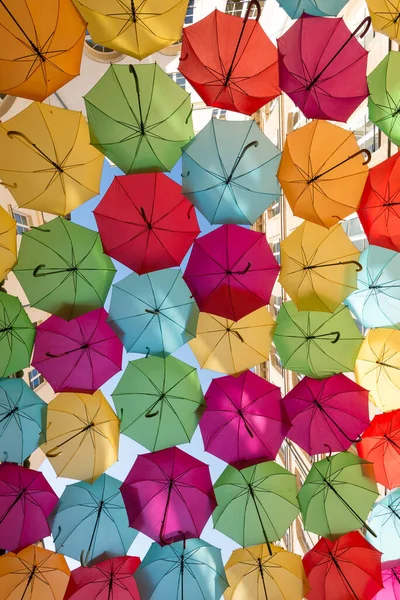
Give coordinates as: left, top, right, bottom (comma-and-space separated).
185, 0, 195, 24
29, 369, 44, 390
341, 216, 367, 252
270, 344, 282, 372
270, 294, 282, 319
270, 240, 280, 264
268, 198, 280, 218
169, 72, 187, 89
85, 31, 114, 54
11, 210, 30, 235
351, 116, 380, 154
225, 0, 265, 18
212, 108, 227, 120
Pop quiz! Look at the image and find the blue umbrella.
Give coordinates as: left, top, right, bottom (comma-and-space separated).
181, 119, 281, 226
276, 0, 349, 19
366, 488, 400, 562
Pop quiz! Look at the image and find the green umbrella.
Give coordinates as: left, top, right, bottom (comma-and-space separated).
368, 51, 400, 146
298, 451, 378, 539
84, 64, 194, 174
111, 356, 204, 452
273, 301, 363, 379
212, 461, 300, 552
13, 217, 116, 320
0, 292, 35, 377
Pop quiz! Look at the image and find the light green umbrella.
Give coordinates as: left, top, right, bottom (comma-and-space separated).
368, 51, 400, 146
0, 292, 35, 377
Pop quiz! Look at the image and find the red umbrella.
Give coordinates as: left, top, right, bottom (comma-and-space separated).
277, 14, 370, 122
94, 173, 200, 275
303, 532, 383, 600
120, 446, 216, 546
178, 2, 280, 116
183, 224, 280, 321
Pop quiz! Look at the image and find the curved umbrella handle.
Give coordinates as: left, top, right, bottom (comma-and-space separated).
45, 446, 62, 458
80, 549, 89, 567
352, 16, 372, 38
6, 130, 34, 145
33, 264, 45, 277
351, 148, 372, 166
185, 106, 193, 124
145, 409, 160, 418
145, 347, 150, 358
244, 0, 261, 22
53, 525, 62, 543
0, 181, 17, 189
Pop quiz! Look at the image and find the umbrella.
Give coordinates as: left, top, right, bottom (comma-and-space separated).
107, 269, 199, 357
273, 302, 364, 379
277, 14, 370, 122
49, 474, 137, 566
375, 562, 400, 600
303, 532, 383, 600
0, 377, 47, 465
367, 0, 400, 43
279, 221, 361, 312
184, 225, 280, 321
224, 544, 310, 600
366, 489, 400, 562
64, 556, 141, 600
298, 451, 378, 539
284, 375, 370, 456
0, 103, 104, 216
0, 463, 58, 551
135, 539, 228, 600
32, 309, 122, 394
181, 119, 281, 226
13, 217, 116, 321
368, 51, 400, 146
0, 292, 35, 378
277, 119, 370, 228
120, 446, 216, 546
358, 151, 400, 252
0, 0, 85, 101
277, 0, 349, 18
189, 308, 276, 375
41, 390, 119, 483
112, 356, 203, 452
94, 173, 199, 275
0, 206, 16, 282
84, 64, 193, 174
199, 370, 289, 469
357, 410, 400, 489
212, 461, 299, 551
355, 328, 400, 412
179, 3, 280, 116
0, 545, 70, 600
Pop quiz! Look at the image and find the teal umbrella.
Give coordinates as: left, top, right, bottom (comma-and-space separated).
0, 292, 35, 377
276, 0, 349, 19
108, 269, 199, 357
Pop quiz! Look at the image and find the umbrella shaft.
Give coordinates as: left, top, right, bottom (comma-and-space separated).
180, 555, 185, 600
0, 1, 45, 60
0, 407, 18, 423
314, 402, 359, 443
20, 566, 37, 600
0, 327, 12, 333
376, 360, 400, 371
223, 12, 255, 85
323, 477, 376, 537
160, 480, 174, 543
304, 261, 361, 271
329, 553, 359, 600
131, 0, 137, 21
248, 485, 272, 555
0, 489, 26, 524
85, 500, 104, 562
258, 559, 269, 599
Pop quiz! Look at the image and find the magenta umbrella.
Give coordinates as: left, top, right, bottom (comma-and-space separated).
0, 463, 58, 551
375, 561, 400, 599
200, 370, 289, 470
32, 308, 123, 394
183, 224, 279, 321
284, 375, 370, 456
120, 446, 216, 546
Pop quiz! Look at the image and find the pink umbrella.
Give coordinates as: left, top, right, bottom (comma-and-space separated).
32, 308, 123, 394
375, 562, 400, 599
120, 447, 216, 546
200, 370, 289, 469
284, 375, 370, 455
183, 224, 279, 321
0, 463, 58, 551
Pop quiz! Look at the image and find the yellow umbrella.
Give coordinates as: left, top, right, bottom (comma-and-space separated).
0, 102, 104, 216
366, 0, 400, 43
41, 390, 120, 483
0, 207, 16, 282
224, 543, 310, 600
279, 221, 361, 312
355, 328, 400, 412
189, 308, 275, 375
73, 0, 189, 60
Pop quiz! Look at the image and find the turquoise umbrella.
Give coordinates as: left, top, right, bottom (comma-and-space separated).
276, 0, 349, 18
107, 269, 199, 357
181, 119, 281, 226
366, 488, 400, 562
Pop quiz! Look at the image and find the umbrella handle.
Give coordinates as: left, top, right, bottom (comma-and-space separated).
352, 148, 371, 165
187, 205, 195, 219
186, 105, 193, 124
145, 409, 160, 418
7, 130, 34, 145
352, 16, 372, 38
45, 447, 62, 458
244, 0, 261, 22
53, 526, 62, 544
80, 549, 89, 567
229, 329, 245, 343
145, 347, 150, 358
0, 181, 17, 189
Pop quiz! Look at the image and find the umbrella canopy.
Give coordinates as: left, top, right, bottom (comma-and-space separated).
277, 14, 369, 122
184, 225, 280, 321
13, 217, 116, 321
107, 269, 199, 357
277, 0, 349, 18
375, 562, 400, 600
73, 0, 188, 60
368, 51, 400, 146
366, 489, 400, 562
120, 446, 216, 546
0, 292, 35, 378
303, 532, 383, 600
94, 173, 199, 274
181, 119, 281, 226
0, 463, 58, 551
212, 461, 299, 550
189, 308, 276, 375
224, 544, 310, 600
298, 451, 378, 539
49, 474, 137, 566
0, 103, 104, 216
0, 377, 46, 465
179, 4, 280, 116
111, 356, 204, 452
135, 539, 228, 600
200, 370, 289, 470
0, 545, 70, 600
84, 64, 193, 174
367, 0, 400, 43
41, 390, 119, 483
277, 120, 370, 228
32, 309, 123, 394
273, 302, 364, 379
0, 0, 85, 101
280, 221, 361, 312
0, 207, 16, 282
284, 375, 370, 456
